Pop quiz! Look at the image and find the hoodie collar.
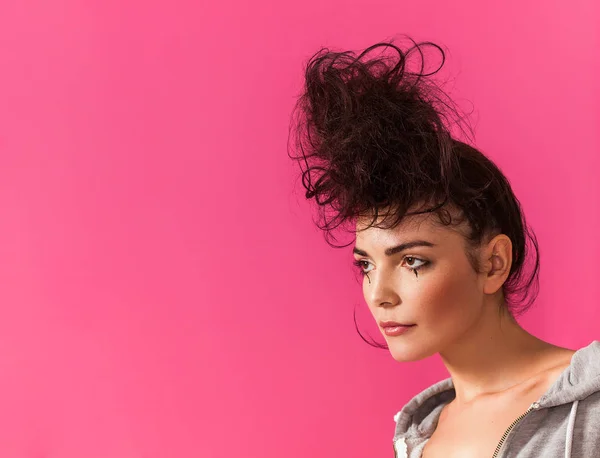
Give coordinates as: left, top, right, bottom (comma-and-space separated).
394, 340, 600, 441
538, 340, 600, 408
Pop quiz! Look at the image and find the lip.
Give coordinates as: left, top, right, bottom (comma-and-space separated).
379, 320, 416, 337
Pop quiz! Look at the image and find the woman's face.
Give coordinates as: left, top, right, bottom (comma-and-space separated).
353, 211, 488, 362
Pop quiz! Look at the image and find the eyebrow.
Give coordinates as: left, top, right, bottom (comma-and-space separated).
352, 240, 436, 257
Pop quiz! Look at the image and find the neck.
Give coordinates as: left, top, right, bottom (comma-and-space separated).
439, 301, 555, 403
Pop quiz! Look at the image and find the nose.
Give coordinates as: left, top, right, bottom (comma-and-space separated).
365, 271, 401, 308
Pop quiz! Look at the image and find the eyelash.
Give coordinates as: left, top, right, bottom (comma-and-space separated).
352, 257, 430, 277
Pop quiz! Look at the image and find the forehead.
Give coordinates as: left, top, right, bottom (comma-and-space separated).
356, 212, 435, 240
354, 209, 467, 246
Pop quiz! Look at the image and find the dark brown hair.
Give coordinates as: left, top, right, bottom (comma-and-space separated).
287, 38, 540, 326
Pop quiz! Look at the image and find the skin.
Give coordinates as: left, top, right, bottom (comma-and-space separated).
353, 206, 575, 458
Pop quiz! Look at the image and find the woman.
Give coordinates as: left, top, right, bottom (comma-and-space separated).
287, 38, 600, 457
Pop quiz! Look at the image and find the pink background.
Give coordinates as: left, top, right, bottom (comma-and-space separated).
0, 1, 598, 457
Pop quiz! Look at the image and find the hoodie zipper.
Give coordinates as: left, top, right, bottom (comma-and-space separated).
491, 401, 540, 458
394, 401, 541, 458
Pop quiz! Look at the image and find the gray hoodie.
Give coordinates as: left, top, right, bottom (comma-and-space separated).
392, 340, 600, 458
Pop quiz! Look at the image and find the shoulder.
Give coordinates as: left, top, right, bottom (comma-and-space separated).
569, 390, 600, 456
393, 378, 454, 439
576, 388, 600, 430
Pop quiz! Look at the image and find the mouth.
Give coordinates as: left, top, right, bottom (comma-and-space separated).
379, 320, 416, 337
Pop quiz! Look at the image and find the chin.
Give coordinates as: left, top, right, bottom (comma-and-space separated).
386, 338, 438, 362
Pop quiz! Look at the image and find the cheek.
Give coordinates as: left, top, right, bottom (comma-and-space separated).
386, 266, 483, 362
412, 264, 482, 325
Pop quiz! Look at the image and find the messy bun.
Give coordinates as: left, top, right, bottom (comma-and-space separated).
288, 38, 539, 316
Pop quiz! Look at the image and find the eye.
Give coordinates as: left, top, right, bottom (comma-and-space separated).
352, 259, 373, 276
403, 256, 429, 272
352, 257, 430, 277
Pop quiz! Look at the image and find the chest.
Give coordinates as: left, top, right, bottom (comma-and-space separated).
419, 399, 535, 458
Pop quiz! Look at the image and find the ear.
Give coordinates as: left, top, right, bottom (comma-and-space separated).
482, 234, 512, 295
